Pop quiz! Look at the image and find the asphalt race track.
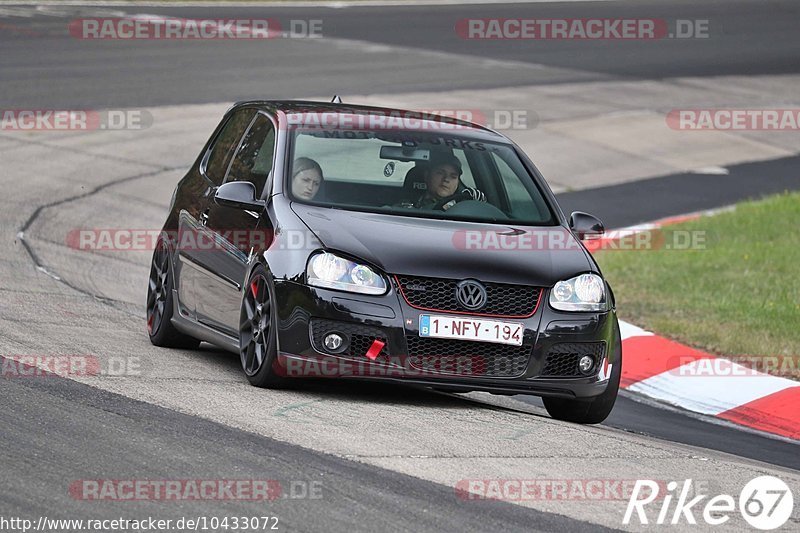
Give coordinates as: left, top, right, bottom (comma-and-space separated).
1, 1, 799, 531
3, 0, 800, 108
1, 365, 611, 532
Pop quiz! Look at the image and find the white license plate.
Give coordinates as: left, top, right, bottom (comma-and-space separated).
418, 315, 524, 346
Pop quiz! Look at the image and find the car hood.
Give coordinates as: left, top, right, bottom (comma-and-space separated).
290, 204, 594, 287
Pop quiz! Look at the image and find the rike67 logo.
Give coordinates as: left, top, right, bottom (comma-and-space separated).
624, 476, 794, 530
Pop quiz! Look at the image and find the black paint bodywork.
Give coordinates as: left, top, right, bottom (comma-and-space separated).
160, 101, 621, 400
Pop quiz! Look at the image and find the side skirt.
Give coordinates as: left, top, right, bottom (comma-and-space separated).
170, 289, 239, 354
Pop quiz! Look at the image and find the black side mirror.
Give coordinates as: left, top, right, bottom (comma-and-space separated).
569, 211, 605, 240
214, 181, 264, 211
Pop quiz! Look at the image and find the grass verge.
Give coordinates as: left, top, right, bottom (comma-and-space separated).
595, 191, 800, 378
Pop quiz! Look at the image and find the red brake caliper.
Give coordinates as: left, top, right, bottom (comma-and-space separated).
250, 279, 259, 298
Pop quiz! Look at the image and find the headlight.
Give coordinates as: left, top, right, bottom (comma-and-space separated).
306, 252, 387, 295
549, 273, 608, 312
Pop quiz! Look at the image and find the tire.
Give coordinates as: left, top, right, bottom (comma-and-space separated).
146, 240, 201, 349
543, 332, 622, 424
239, 265, 291, 388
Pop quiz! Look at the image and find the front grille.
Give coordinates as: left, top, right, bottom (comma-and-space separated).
406, 336, 532, 378
541, 342, 606, 378
395, 275, 541, 317
310, 319, 391, 362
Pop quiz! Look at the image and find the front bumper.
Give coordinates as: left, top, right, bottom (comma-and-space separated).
272, 279, 620, 400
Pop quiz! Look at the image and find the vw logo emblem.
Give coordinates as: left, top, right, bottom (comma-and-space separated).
455, 280, 487, 310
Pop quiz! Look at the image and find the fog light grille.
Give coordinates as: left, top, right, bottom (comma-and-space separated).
310, 319, 390, 361
541, 342, 606, 378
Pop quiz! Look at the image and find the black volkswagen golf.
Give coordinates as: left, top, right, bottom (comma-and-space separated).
146, 100, 622, 424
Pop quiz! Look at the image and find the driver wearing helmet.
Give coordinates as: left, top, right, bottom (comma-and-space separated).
413, 152, 486, 210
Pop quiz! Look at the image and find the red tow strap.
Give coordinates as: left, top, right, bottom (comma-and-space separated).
365, 339, 385, 361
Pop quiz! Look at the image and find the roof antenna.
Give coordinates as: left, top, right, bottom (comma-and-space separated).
331, 95, 343, 104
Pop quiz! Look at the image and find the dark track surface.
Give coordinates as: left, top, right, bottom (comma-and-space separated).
1, 1, 799, 107
519, 394, 800, 471
0, 356, 610, 532
556, 155, 800, 229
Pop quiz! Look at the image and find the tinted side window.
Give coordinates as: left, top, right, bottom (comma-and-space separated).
204, 109, 256, 185
225, 115, 276, 198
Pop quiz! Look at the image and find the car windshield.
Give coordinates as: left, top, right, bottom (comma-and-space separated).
287, 126, 556, 226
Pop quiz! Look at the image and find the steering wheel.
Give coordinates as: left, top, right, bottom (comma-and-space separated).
432, 193, 470, 211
